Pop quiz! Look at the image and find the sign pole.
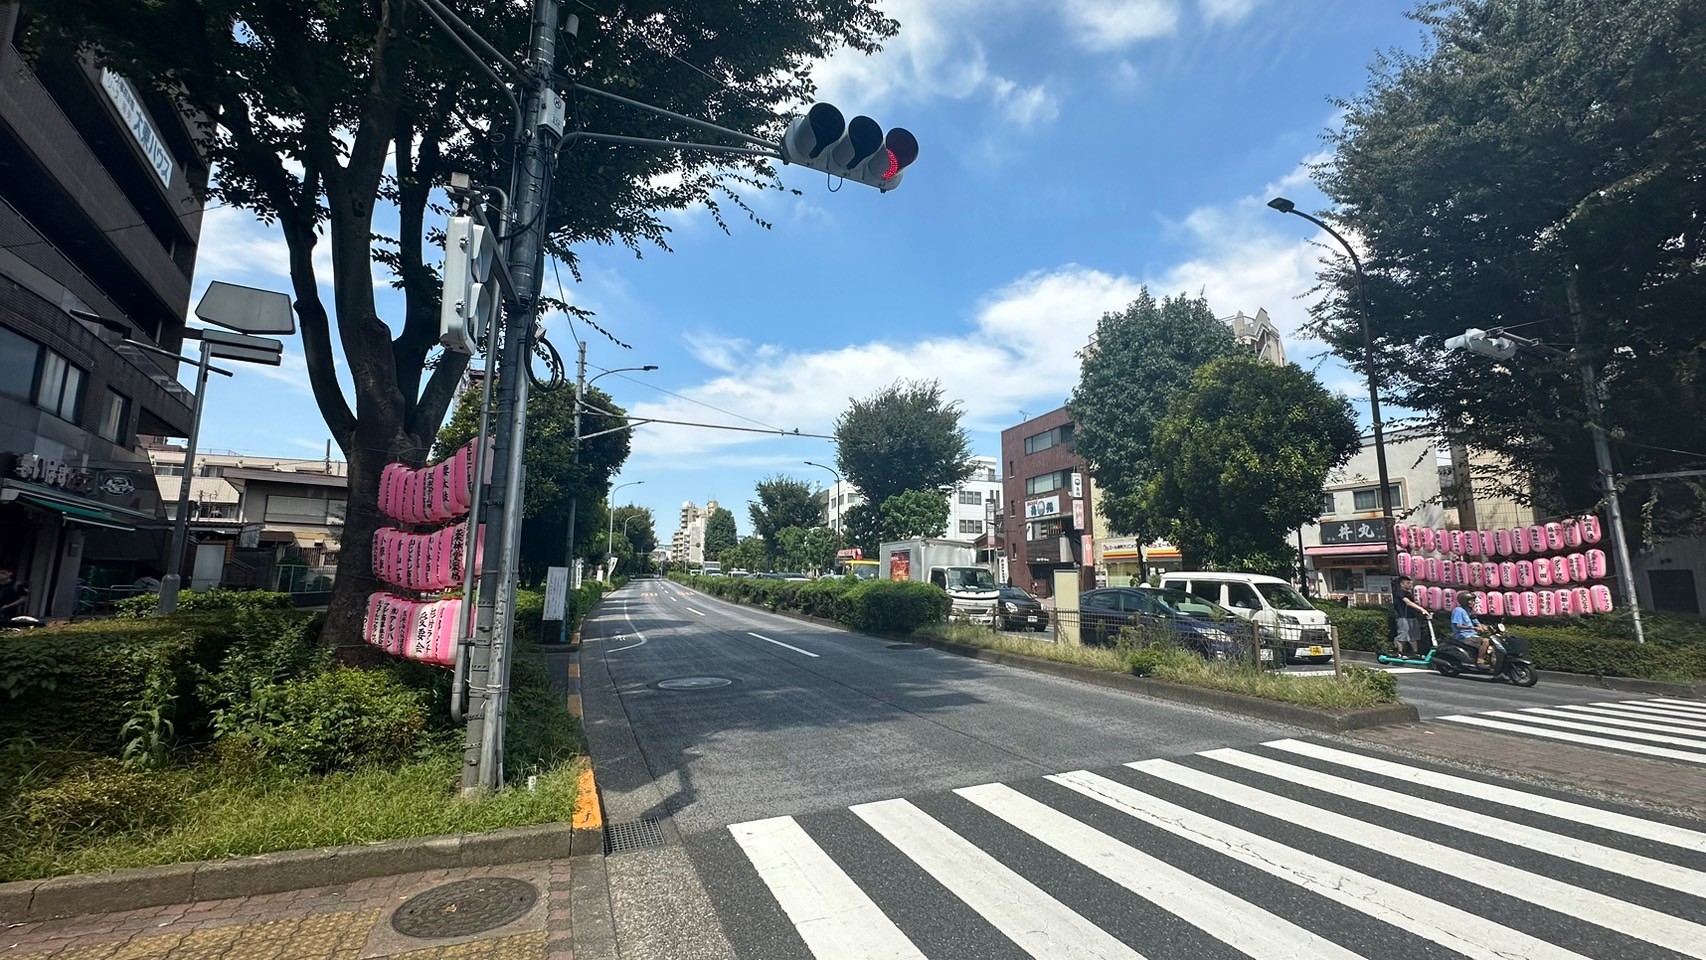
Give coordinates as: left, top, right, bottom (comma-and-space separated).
158, 339, 213, 614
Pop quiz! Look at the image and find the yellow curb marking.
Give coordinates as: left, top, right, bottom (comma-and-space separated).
566, 662, 580, 679
566, 693, 582, 717
571, 764, 602, 831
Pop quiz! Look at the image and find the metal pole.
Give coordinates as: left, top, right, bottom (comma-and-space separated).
463, 0, 564, 795
452, 359, 499, 722
559, 342, 585, 644
158, 340, 212, 614
1567, 274, 1646, 644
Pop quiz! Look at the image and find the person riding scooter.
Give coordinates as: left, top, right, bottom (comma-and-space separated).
1450, 593, 1493, 666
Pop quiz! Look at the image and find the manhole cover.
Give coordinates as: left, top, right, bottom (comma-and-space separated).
887, 643, 924, 649
390, 878, 538, 939
655, 676, 733, 690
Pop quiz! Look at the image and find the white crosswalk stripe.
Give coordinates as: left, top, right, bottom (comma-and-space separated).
726, 736, 1706, 960
1439, 697, 1706, 765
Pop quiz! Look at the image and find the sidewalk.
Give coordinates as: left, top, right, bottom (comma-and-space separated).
2, 859, 573, 960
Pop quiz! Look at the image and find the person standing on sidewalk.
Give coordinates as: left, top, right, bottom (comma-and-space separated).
1392, 575, 1428, 658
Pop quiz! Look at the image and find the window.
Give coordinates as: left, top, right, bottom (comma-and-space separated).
1026, 469, 1072, 496
1352, 484, 1404, 511
1320, 492, 1336, 517
200, 464, 223, 477
1023, 423, 1074, 455
0, 327, 41, 400
153, 464, 184, 476
1008, 459, 1014, 475
1187, 581, 1221, 604
959, 489, 983, 506
1225, 582, 1262, 611
1032, 518, 1064, 540
35, 351, 85, 420
265, 494, 333, 523
98, 391, 132, 443
958, 519, 982, 535
1082, 591, 1119, 610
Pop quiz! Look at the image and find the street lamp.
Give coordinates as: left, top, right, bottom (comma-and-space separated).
1269, 196, 1401, 577
562, 348, 657, 593
803, 461, 842, 533
606, 480, 644, 582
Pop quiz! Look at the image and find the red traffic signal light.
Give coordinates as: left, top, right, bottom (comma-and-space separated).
779, 104, 918, 193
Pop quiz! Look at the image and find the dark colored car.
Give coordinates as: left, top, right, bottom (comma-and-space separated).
1078, 587, 1249, 659
996, 585, 1049, 632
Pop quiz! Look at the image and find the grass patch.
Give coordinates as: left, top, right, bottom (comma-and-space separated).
0, 749, 582, 881
915, 622, 1402, 710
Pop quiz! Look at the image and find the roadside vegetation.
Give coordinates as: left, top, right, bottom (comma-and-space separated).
0, 585, 605, 882
916, 622, 1401, 710
673, 574, 950, 633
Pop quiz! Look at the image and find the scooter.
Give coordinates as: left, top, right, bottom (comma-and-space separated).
1376, 622, 1538, 687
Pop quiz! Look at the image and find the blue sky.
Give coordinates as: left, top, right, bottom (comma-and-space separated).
185, 0, 1424, 539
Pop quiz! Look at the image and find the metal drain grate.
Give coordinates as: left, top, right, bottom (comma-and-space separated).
604, 817, 667, 855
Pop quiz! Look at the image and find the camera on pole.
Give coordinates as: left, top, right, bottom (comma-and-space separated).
1443, 327, 1518, 360
779, 102, 919, 192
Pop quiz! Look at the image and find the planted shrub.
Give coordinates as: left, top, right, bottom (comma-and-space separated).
112, 589, 294, 620
21, 758, 178, 836
841, 580, 951, 632
232, 669, 427, 774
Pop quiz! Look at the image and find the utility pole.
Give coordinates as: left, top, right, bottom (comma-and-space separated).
1567, 273, 1646, 645
462, 0, 567, 795
559, 341, 586, 645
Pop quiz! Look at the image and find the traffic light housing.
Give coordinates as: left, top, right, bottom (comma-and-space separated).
439, 215, 498, 355
780, 102, 918, 192
1444, 328, 1517, 360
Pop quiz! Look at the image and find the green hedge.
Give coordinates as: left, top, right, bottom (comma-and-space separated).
673, 574, 950, 633
111, 590, 295, 620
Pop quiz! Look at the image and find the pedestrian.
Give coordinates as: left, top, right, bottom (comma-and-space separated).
1391, 574, 1427, 658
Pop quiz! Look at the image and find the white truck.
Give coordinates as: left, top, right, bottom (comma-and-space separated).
880, 538, 1000, 623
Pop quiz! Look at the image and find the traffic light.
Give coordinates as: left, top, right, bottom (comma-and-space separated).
780, 102, 919, 192
1444, 328, 1517, 360
439, 215, 498, 355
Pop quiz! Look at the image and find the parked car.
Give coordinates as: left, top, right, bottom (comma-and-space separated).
1077, 587, 1248, 660
1158, 572, 1335, 664
995, 585, 1048, 632
777, 572, 811, 582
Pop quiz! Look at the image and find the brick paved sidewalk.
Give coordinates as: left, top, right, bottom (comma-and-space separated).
1346, 721, 1706, 817
1, 860, 573, 960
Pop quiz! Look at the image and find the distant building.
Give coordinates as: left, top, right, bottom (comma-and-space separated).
670, 499, 720, 565
1224, 308, 1287, 366
815, 457, 1002, 547
1001, 410, 1095, 598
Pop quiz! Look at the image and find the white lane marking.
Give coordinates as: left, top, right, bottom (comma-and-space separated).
956, 783, 1367, 960
1519, 705, 1706, 741
1053, 771, 1594, 960
1265, 739, 1706, 854
749, 632, 820, 658
1441, 714, 1706, 765
1129, 758, 1706, 958
1203, 748, 1706, 900
1286, 667, 1427, 676
685, 606, 705, 616
1479, 709, 1706, 751
1651, 697, 1706, 714
609, 599, 648, 652
851, 798, 1145, 960
1605, 700, 1706, 725
730, 817, 926, 960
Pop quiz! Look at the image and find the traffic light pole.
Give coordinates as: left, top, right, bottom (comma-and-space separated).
461, 0, 565, 795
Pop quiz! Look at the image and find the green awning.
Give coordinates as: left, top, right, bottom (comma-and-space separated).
17, 495, 137, 532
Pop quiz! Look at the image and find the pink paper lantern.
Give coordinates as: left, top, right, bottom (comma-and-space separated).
1496, 528, 1514, 556
1551, 555, 1570, 585
1590, 584, 1614, 614
1397, 524, 1411, 549
1398, 554, 1413, 577
1563, 519, 1583, 549
1421, 527, 1437, 553
1587, 549, 1608, 579
1504, 591, 1522, 618
1463, 530, 1481, 556
1556, 588, 1578, 616
1572, 587, 1593, 616
1545, 522, 1565, 552
1516, 559, 1536, 587
1426, 557, 1442, 582
1537, 590, 1558, 617
1534, 558, 1554, 586
1483, 562, 1502, 589
1580, 514, 1603, 544
1427, 586, 1444, 609
1567, 553, 1588, 582
1487, 591, 1506, 616
1500, 562, 1518, 588
1528, 525, 1548, 555
1464, 561, 1481, 587
1470, 592, 1487, 615
1520, 592, 1540, 618
1440, 560, 1456, 585
1442, 588, 1458, 611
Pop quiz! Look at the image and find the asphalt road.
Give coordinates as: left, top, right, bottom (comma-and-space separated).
579, 580, 1706, 960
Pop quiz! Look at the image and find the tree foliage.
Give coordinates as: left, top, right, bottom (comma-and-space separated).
703, 506, 738, 560
1140, 357, 1362, 569
842, 502, 883, 556
834, 380, 974, 508
879, 490, 950, 542
30, 0, 896, 643
435, 382, 628, 582
799, 525, 843, 574
1311, 0, 1706, 536
748, 476, 822, 558
719, 536, 768, 574
1069, 290, 1238, 540
605, 504, 656, 575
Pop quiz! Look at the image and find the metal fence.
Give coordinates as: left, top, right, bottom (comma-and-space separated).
274, 564, 338, 594
1026, 610, 1340, 671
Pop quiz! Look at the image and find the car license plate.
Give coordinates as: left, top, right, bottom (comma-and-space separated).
1308, 646, 1325, 656
1259, 649, 1274, 661
1026, 616, 1038, 623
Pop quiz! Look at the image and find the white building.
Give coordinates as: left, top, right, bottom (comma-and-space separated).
816, 456, 1002, 540
1224, 308, 1287, 366
670, 499, 719, 565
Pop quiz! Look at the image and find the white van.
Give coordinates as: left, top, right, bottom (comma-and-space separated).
1158, 572, 1335, 664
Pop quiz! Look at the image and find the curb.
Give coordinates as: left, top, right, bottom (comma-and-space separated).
673, 583, 1418, 733
1338, 648, 1706, 697
0, 824, 573, 923
562, 609, 605, 858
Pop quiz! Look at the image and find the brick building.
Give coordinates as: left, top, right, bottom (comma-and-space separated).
1000, 408, 1096, 598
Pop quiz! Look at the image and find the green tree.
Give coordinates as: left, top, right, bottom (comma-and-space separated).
773, 526, 809, 572
606, 504, 655, 575
720, 536, 767, 574
1069, 290, 1238, 541
834, 380, 973, 508
1311, 0, 1706, 536
33, 1, 896, 645
749, 476, 822, 561
1139, 357, 1361, 569
800, 526, 843, 575
843, 503, 883, 556
703, 507, 739, 560
435, 383, 628, 582
879, 490, 950, 541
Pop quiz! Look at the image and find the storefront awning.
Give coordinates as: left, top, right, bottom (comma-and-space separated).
1305, 543, 1386, 558
17, 495, 137, 532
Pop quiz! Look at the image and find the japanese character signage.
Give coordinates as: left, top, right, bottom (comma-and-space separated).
1320, 518, 1389, 546
5, 452, 93, 494
100, 69, 175, 187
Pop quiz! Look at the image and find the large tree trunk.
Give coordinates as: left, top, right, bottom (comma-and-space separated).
324, 416, 428, 662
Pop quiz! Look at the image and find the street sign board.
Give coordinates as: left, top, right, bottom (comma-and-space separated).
195, 280, 296, 335
198, 328, 284, 366
543, 566, 569, 620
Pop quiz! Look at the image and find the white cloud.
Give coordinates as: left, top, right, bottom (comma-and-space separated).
1197, 0, 1263, 24
1060, 0, 1181, 51
991, 79, 1062, 129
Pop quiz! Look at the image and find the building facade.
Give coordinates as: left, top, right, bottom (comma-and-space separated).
1000, 409, 1096, 598
670, 499, 720, 566
1225, 308, 1287, 366
0, 4, 208, 616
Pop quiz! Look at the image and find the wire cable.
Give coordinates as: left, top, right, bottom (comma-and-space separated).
588, 363, 784, 431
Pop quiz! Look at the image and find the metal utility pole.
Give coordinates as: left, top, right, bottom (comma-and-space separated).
558, 341, 586, 644
1567, 274, 1646, 645
462, 0, 566, 795
159, 340, 214, 614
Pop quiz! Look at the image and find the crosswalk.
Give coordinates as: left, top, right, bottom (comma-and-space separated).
1441, 697, 1706, 765
726, 733, 1706, 960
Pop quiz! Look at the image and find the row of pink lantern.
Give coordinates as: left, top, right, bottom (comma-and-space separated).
377, 439, 490, 526
1399, 550, 1607, 589
371, 521, 485, 593
1411, 585, 1614, 617
363, 593, 461, 666
1396, 516, 1602, 558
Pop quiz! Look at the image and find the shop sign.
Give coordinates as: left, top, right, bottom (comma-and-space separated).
1071, 498, 1085, 531
1070, 472, 1083, 498
100, 69, 175, 187
97, 472, 137, 496
1100, 537, 1142, 561
5, 452, 93, 494
1320, 518, 1389, 545
1025, 495, 1060, 519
